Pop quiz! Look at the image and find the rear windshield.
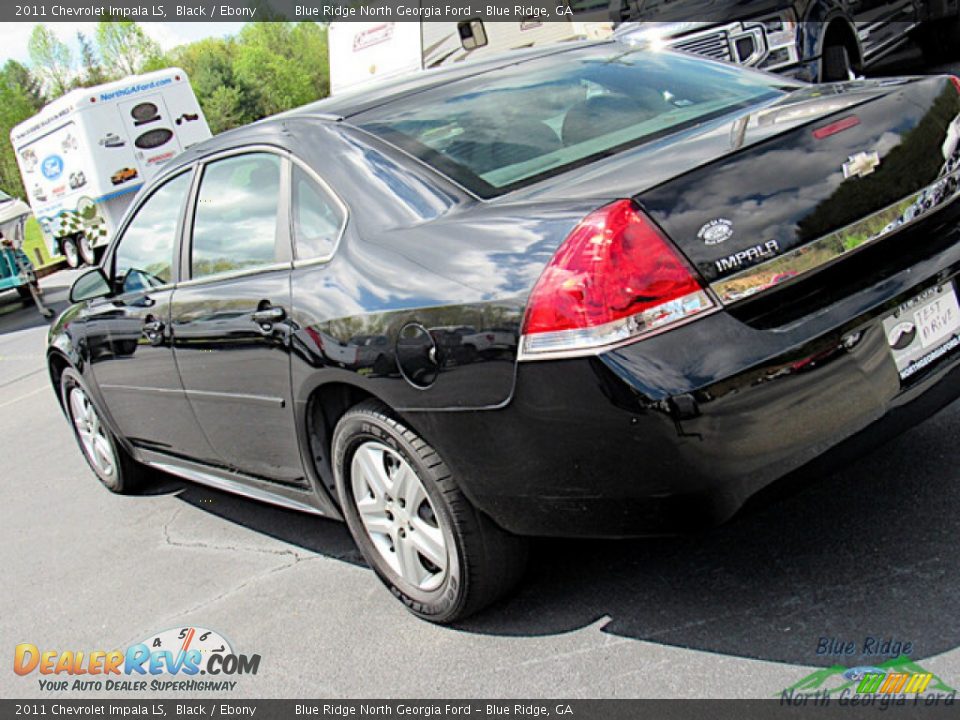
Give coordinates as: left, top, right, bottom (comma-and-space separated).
356, 46, 786, 198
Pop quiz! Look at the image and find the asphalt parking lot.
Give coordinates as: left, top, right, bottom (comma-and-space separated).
4, 50, 960, 700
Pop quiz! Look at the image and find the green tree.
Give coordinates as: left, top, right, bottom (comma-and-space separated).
0, 62, 44, 198
95, 21, 162, 76
4, 60, 46, 111
170, 36, 258, 132
233, 22, 330, 116
76, 32, 109, 86
28, 25, 72, 98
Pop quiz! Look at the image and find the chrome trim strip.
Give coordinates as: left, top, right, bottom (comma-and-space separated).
99, 384, 182, 396
517, 305, 722, 362
100, 385, 285, 408
184, 388, 285, 408
175, 262, 293, 287
149, 461, 326, 516
711, 168, 960, 305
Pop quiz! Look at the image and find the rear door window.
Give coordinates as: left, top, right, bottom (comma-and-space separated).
191, 153, 282, 279
291, 165, 345, 261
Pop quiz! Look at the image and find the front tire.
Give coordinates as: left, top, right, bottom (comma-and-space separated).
61, 237, 80, 269
821, 43, 854, 82
78, 235, 97, 266
61, 368, 142, 493
332, 400, 527, 623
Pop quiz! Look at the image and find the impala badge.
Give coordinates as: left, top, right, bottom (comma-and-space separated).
843, 151, 881, 179
698, 218, 734, 245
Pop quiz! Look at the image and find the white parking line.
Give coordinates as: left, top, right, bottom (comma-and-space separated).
0, 384, 48, 410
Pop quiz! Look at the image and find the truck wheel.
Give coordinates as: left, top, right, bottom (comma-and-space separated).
61, 237, 80, 268
332, 400, 528, 623
821, 43, 854, 82
78, 235, 97, 266
17, 285, 34, 303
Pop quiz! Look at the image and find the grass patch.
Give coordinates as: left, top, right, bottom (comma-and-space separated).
21, 216, 62, 268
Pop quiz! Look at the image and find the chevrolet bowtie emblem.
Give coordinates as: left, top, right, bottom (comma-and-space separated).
843, 151, 881, 179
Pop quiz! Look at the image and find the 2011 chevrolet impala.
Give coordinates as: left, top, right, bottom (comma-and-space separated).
48, 40, 960, 621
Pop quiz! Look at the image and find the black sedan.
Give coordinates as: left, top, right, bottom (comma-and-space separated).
49, 40, 960, 622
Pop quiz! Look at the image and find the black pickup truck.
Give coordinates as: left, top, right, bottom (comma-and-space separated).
608, 0, 960, 81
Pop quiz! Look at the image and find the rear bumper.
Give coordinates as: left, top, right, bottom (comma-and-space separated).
409, 214, 960, 538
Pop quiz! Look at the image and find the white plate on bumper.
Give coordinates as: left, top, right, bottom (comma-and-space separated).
884, 283, 960, 381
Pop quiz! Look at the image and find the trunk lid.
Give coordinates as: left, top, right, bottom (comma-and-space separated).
636, 76, 960, 303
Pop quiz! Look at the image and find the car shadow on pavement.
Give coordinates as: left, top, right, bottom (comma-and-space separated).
158, 399, 960, 668
157, 400, 960, 668
168, 479, 364, 565
457, 403, 960, 667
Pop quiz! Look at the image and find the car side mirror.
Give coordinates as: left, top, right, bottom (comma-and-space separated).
69, 267, 112, 303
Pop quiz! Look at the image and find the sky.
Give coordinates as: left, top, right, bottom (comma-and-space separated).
0, 22, 244, 66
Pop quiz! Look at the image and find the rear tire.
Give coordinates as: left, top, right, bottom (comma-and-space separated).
332, 400, 527, 623
821, 43, 854, 82
61, 237, 80, 269
61, 368, 143, 494
78, 235, 97, 266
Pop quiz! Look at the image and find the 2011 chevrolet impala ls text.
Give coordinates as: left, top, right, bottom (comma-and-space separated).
47, 40, 960, 622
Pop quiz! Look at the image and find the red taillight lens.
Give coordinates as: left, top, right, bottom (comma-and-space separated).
952, 76, 960, 95
520, 199, 713, 359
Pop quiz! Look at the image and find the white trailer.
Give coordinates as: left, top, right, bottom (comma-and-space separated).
10, 68, 211, 268
329, 19, 613, 95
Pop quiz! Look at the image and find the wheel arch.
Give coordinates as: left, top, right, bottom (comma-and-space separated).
303, 381, 386, 504
47, 350, 71, 412
820, 17, 862, 71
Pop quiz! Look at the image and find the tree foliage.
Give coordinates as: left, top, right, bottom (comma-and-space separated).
27, 25, 72, 97
0, 61, 46, 198
95, 20, 163, 77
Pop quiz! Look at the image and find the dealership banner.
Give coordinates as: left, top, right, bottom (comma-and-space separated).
4, 699, 960, 717
2, 0, 926, 23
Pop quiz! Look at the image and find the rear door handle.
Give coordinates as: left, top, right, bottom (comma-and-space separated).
252, 306, 286, 324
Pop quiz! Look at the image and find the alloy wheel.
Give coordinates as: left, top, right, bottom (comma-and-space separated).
69, 386, 117, 483
350, 441, 448, 591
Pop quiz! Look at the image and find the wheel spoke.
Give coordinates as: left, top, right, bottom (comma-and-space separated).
410, 518, 447, 569
69, 390, 86, 424
353, 445, 389, 501
88, 409, 101, 435
392, 464, 419, 508
93, 435, 114, 474
395, 533, 427, 585
356, 496, 391, 535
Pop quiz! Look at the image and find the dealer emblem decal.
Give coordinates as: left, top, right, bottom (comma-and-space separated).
698, 218, 734, 245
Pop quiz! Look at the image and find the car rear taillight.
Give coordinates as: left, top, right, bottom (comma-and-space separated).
519, 199, 715, 360
952, 76, 960, 95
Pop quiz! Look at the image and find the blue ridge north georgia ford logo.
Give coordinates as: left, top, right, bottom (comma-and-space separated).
698, 218, 734, 245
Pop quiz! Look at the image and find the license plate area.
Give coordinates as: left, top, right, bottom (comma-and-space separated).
883, 283, 960, 382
